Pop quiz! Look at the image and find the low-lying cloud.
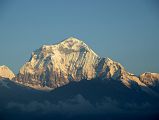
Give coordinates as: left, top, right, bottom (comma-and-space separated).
6, 94, 154, 116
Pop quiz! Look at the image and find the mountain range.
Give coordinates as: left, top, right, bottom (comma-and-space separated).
0, 37, 159, 120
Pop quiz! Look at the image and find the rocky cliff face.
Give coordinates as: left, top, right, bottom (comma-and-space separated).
15, 37, 159, 92
0, 65, 15, 80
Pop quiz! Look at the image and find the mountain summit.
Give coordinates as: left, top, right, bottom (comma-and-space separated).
15, 37, 159, 93
16, 37, 100, 90
0, 65, 15, 80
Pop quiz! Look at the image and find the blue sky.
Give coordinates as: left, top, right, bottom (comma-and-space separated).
0, 0, 159, 74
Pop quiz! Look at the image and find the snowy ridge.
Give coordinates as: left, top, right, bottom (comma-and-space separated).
14, 37, 159, 94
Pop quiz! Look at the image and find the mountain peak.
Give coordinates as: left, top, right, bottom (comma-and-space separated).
33, 37, 99, 57
0, 65, 15, 80
17, 37, 100, 89
63, 37, 82, 42
140, 72, 159, 86
56, 37, 98, 57
59, 37, 89, 51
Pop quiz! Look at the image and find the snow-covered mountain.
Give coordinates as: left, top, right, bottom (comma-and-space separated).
16, 37, 99, 90
1, 37, 159, 120
140, 72, 159, 86
14, 37, 159, 94
0, 65, 15, 80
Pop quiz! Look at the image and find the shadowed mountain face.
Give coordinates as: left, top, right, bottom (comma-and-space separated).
0, 78, 159, 120
0, 37, 159, 120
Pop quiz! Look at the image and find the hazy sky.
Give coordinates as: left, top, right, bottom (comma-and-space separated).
0, 0, 159, 74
